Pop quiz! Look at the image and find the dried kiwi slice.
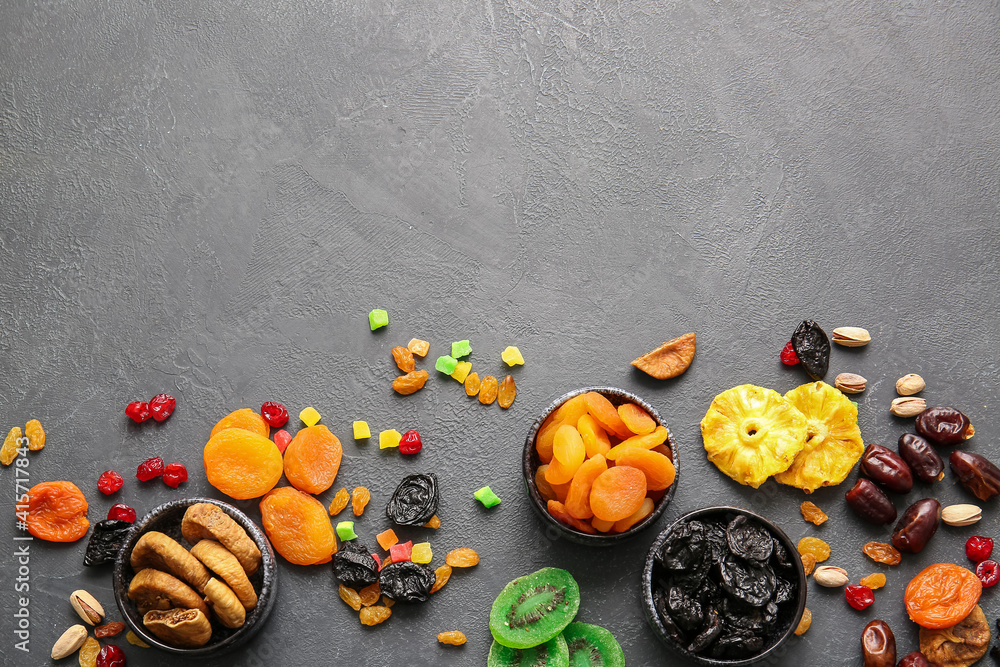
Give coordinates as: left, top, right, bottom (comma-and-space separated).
488, 635, 569, 667
562, 622, 624, 666
490, 568, 580, 650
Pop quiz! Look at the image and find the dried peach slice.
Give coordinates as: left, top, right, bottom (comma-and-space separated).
204, 428, 283, 500
209, 409, 270, 439
282, 425, 343, 495
631, 332, 696, 379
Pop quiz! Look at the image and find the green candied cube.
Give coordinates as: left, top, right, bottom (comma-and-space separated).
368, 309, 389, 330
336, 521, 357, 541
474, 486, 501, 508
434, 355, 458, 374
451, 339, 472, 358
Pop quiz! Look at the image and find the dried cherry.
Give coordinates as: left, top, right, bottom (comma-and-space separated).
897, 434, 944, 484
106, 503, 136, 523
896, 652, 929, 667
136, 457, 164, 481
385, 473, 438, 526
125, 401, 150, 423
949, 450, 1000, 501
398, 430, 422, 455
966, 536, 994, 563
379, 560, 436, 602
780, 341, 800, 365
891, 498, 940, 554
915, 406, 974, 445
96, 644, 126, 667
97, 470, 124, 495
845, 584, 874, 611
860, 444, 913, 494
790, 320, 830, 380
260, 401, 289, 428
975, 560, 999, 587
846, 478, 897, 525
162, 462, 187, 488
148, 393, 175, 422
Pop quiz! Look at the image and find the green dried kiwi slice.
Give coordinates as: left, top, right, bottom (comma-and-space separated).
490, 567, 580, 649
562, 622, 625, 667
488, 635, 570, 667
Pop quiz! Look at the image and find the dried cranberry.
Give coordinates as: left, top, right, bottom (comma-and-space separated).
125, 401, 150, 423
399, 430, 422, 455
148, 394, 175, 422
260, 401, 289, 428
976, 559, 999, 587
162, 462, 188, 489
97, 470, 124, 495
966, 535, 994, 562
845, 584, 874, 611
107, 503, 136, 523
96, 644, 126, 667
274, 429, 291, 453
780, 341, 800, 365
136, 457, 164, 481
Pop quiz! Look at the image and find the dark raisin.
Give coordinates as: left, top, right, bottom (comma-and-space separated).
379, 561, 436, 602
385, 473, 439, 526
790, 320, 830, 381
83, 520, 133, 567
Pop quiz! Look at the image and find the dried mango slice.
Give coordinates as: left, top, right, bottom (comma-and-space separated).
701, 384, 807, 488
774, 381, 864, 492
631, 333, 696, 379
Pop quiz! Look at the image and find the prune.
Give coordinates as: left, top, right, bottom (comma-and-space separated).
861, 443, 913, 494
846, 478, 898, 525
774, 577, 796, 603
653, 588, 686, 643
891, 499, 940, 554
83, 520, 132, 566
668, 587, 704, 631
727, 515, 773, 562
332, 539, 379, 589
791, 320, 830, 381
379, 560, 436, 602
950, 451, 1000, 501
915, 407, 974, 445
717, 555, 776, 607
898, 434, 944, 484
658, 521, 707, 571
385, 473, 439, 526
861, 619, 896, 667
688, 610, 722, 653
897, 652, 930, 667
771, 538, 794, 570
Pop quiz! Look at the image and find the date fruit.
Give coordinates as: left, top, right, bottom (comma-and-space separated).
861, 444, 913, 494
846, 478, 897, 525
898, 434, 944, 484
861, 619, 896, 667
915, 407, 974, 445
891, 498, 940, 554
896, 651, 929, 667
950, 451, 1000, 501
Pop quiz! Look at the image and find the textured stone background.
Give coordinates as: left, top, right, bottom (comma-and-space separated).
2, 0, 999, 664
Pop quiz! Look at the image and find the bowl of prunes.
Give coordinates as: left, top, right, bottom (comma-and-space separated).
642, 505, 807, 665
522, 386, 679, 546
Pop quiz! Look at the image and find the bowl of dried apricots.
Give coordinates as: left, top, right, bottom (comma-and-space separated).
522, 387, 679, 545
113, 497, 277, 656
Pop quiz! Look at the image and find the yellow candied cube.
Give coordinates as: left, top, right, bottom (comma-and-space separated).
407, 338, 430, 357
353, 421, 371, 439
299, 406, 321, 426
502, 346, 524, 366
379, 429, 402, 449
450, 361, 472, 383
411, 542, 433, 564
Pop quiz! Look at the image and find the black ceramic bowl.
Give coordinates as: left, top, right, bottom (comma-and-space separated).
522, 386, 679, 546
113, 497, 277, 657
642, 505, 807, 666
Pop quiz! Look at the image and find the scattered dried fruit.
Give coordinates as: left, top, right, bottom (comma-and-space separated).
446, 547, 480, 568
892, 498, 941, 554
632, 332, 696, 379
965, 536, 993, 563
501, 346, 524, 366
794, 608, 812, 636
464, 372, 481, 396
975, 560, 998, 587
125, 402, 150, 424
801, 553, 817, 575
845, 584, 875, 611
392, 346, 416, 373
260, 401, 289, 428
1, 426, 22, 465
385, 474, 439, 526
95, 644, 125, 667
861, 443, 914, 494
861, 619, 896, 666
282, 424, 343, 495
498, 374, 517, 409
437, 631, 466, 645
846, 479, 898, 525
24, 418, 45, 451
860, 573, 887, 590
800, 500, 828, 525
863, 542, 902, 566
797, 536, 831, 563
368, 309, 388, 331
148, 393, 176, 422
950, 451, 1000, 501
204, 428, 284, 499
906, 563, 982, 629
352, 487, 371, 516
339, 584, 363, 611
431, 564, 452, 593
95, 622, 125, 638
399, 429, 422, 455
84, 520, 132, 566
78, 636, 100, 667
125, 631, 149, 648
479, 375, 499, 405
780, 341, 800, 365
26, 481, 89, 542
791, 320, 830, 380
136, 457, 164, 482
918, 604, 989, 666
259, 486, 337, 565
393, 370, 429, 395
360, 605, 392, 626
329, 488, 350, 516
407, 338, 429, 357
162, 462, 188, 489
97, 471, 124, 495
916, 407, 974, 445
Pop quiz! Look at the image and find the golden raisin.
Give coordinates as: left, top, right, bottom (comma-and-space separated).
800, 553, 817, 576
464, 372, 481, 396
445, 547, 479, 568
360, 606, 392, 626
95, 621, 125, 638
352, 487, 371, 517
339, 584, 362, 611
498, 375, 517, 409
126, 630, 150, 648
359, 583, 381, 607
393, 370, 429, 395
423, 515, 441, 529
392, 346, 415, 373
78, 637, 100, 667
437, 631, 467, 645
862, 541, 902, 566
24, 419, 45, 451
479, 376, 499, 405
431, 564, 452, 593
329, 488, 350, 516
1, 426, 22, 466
860, 573, 887, 590
381, 596, 395, 608
797, 536, 831, 563
799, 501, 828, 526
794, 607, 812, 636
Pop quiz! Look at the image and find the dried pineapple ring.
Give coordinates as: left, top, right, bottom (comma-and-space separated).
774, 381, 863, 492
701, 384, 807, 488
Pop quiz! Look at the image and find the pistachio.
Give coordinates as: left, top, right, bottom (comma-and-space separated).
895, 373, 925, 396
891, 397, 927, 418
70, 589, 105, 625
835, 373, 867, 394
813, 565, 849, 588
51, 624, 88, 659
832, 327, 871, 347
941, 504, 982, 527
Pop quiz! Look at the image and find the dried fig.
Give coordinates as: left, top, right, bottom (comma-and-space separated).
919, 604, 990, 667
128, 568, 209, 617
191, 540, 257, 610
131, 531, 211, 592
181, 503, 261, 576
202, 577, 246, 629
142, 608, 212, 648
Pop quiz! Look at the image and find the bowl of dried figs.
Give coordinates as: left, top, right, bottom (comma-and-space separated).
522, 386, 679, 546
113, 497, 277, 656
642, 505, 807, 665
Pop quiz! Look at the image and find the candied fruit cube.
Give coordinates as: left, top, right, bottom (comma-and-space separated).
435, 355, 458, 374
336, 521, 357, 541
379, 429, 402, 449
501, 346, 524, 366
389, 540, 413, 563
376, 529, 399, 550
474, 486, 501, 508
368, 309, 389, 330
353, 421, 371, 439
451, 340, 472, 358
407, 338, 430, 357
299, 406, 321, 426
450, 361, 472, 383
411, 542, 433, 564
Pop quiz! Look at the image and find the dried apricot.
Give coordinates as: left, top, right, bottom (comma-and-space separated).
577, 414, 611, 458
498, 375, 517, 409
591, 517, 615, 532
464, 372, 481, 397
551, 425, 586, 469
860, 573, 887, 590
564, 454, 608, 519
339, 584, 362, 611
204, 428, 283, 499
631, 332, 696, 379
437, 631, 467, 645
360, 606, 392, 626
583, 392, 633, 440
605, 426, 669, 460
329, 488, 350, 516
800, 501, 828, 526
613, 497, 655, 532
392, 346, 415, 373
24, 419, 45, 451
797, 536, 831, 563
618, 403, 656, 435
589, 466, 647, 522
612, 448, 675, 491
25, 481, 89, 542
794, 607, 812, 636
535, 395, 589, 463
535, 465, 558, 502
359, 583, 381, 606
862, 541, 902, 566
210, 409, 269, 439
352, 487, 371, 516
479, 375, 499, 405
259, 486, 337, 565
431, 565, 452, 593
905, 563, 982, 629
446, 547, 480, 567
800, 553, 817, 576
283, 425, 343, 495
1, 426, 22, 465
547, 499, 597, 534
393, 370, 429, 395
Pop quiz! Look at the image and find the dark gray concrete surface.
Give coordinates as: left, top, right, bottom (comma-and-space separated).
2, 0, 999, 664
